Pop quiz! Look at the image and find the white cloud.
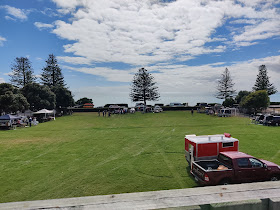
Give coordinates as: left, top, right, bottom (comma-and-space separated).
233, 19, 280, 44
40, 8, 60, 17
236, 41, 258, 47
50, 0, 280, 66
4, 15, 16, 21
230, 19, 259, 25
0, 78, 5, 83
0, 36, 7, 46
51, 0, 228, 66
58, 56, 92, 65
64, 66, 134, 82
1, 5, 28, 21
51, 0, 82, 14
34, 22, 54, 30
72, 85, 132, 106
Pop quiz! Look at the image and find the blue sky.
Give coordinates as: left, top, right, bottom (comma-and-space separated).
0, 0, 280, 106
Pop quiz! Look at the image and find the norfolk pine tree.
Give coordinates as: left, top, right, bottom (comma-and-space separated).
41, 54, 65, 88
252, 65, 277, 95
130, 68, 160, 105
10, 57, 36, 87
216, 68, 236, 100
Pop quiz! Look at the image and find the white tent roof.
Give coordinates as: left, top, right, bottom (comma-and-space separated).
34, 109, 54, 114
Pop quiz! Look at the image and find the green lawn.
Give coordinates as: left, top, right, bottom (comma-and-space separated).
0, 111, 279, 203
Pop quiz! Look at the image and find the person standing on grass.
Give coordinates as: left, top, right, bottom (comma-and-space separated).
191, 109, 194, 115
29, 117, 32, 127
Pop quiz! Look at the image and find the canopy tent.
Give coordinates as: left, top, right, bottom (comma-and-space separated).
0, 114, 21, 128
0, 114, 21, 120
33, 109, 55, 121
34, 109, 54, 114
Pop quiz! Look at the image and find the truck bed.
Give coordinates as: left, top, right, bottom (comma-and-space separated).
191, 159, 233, 185
194, 160, 232, 171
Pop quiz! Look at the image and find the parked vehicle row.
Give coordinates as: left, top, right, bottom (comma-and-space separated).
253, 114, 280, 126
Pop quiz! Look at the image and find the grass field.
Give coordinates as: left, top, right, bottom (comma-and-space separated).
0, 111, 279, 203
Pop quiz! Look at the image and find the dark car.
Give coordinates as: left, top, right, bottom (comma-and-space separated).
263, 115, 280, 126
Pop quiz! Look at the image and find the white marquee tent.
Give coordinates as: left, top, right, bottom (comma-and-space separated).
33, 109, 55, 119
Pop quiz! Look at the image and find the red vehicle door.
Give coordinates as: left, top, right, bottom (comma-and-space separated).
235, 158, 254, 182
235, 158, 268, 183
249, 158, 268, 181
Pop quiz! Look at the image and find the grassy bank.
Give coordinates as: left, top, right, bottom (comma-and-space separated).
0, 111, 279, 203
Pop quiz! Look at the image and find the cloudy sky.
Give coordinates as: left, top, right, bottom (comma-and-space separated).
0, 0, 279, 106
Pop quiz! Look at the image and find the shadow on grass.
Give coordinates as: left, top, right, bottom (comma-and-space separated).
185, 165, 200, 188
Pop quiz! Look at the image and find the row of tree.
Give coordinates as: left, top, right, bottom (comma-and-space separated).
216, 65, 277, 113
0, 54, 74, 114
1, 55, 276, 114
128, 64, 277, 114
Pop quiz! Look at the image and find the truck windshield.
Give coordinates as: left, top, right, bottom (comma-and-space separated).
218, 154, 233, 168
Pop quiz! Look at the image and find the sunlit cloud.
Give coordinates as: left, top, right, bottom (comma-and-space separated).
49, 0, 280, 67
34, 22, 54, 30
0, 5, 28, 21
0, 36, 7, 46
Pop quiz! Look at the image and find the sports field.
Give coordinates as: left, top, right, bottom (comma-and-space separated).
0, 111, 279, 203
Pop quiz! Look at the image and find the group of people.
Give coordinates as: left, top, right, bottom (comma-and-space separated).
98, 110, 111, 117
17, 116, 38, 127
98, 108, 129, 117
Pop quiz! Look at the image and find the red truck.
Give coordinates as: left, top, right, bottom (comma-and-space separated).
191, 151, 280, 186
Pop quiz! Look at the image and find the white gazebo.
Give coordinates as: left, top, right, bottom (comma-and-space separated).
33, 109, 55, 120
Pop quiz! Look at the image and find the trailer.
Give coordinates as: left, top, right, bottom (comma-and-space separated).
185, 133, 239, 167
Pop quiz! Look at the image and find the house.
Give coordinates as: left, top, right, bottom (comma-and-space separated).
83, 103, 94, 108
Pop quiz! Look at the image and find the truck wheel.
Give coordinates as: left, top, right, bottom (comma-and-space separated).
219, 178, 231, 185
270, 175, 280, 181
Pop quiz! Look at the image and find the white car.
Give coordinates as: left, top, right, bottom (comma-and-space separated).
153, 106, 163, 113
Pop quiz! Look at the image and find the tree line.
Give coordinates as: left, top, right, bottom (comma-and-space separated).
1, 56, 277, 115
129, 64, 277, 115
0, 54, 74, 114
216, 65, 277, 114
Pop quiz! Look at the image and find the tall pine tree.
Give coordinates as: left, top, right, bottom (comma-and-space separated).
216, 68, 236, 99
10, 57, 36, 87
252, 65, 277, 95
130, 68, 160, 105
41, 54, 65, 88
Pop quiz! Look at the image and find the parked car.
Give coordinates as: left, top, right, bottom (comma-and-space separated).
191, 151, 280, 186
263, 115, 280, 126
153, 105, 163, 113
